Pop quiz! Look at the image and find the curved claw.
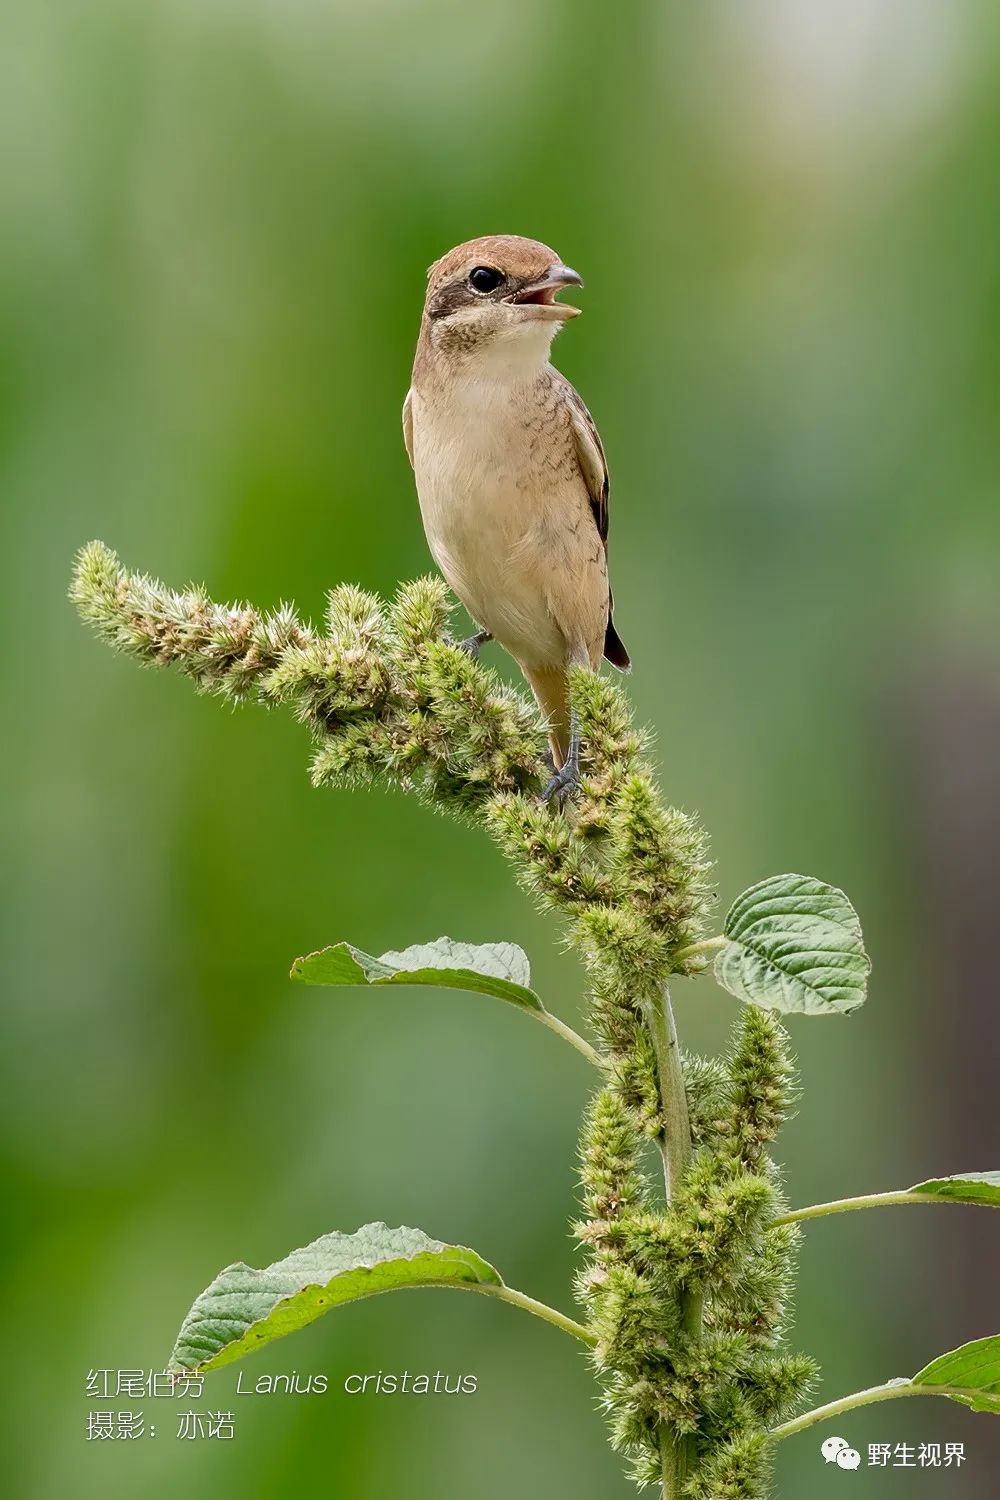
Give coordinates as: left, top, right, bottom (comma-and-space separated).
540, 757, 580, 807
539, 706, 582, 807
456, 629, 492, 662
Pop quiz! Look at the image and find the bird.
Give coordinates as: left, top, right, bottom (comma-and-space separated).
402, 234, 629, 801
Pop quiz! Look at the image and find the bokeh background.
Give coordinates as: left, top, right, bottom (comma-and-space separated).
2, 1, 999, 1496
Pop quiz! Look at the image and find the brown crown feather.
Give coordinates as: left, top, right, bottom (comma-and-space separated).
426, 235, 560, 289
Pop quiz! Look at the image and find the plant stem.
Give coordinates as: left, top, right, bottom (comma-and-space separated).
772, 1190, 942, 1227
660, 1427, 687, 1496
536, 1010, 601, 1067
645, 985, 692, 1199
673, 935, 727, 962
646, 983, 698, 1498
769, 1379, 936, 1441
477, 1284, 598, 1346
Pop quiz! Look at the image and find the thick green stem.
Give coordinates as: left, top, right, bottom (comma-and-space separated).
660, 1427, 688, 1497
646, 983, 698, 1498
646, 984, 692, 1199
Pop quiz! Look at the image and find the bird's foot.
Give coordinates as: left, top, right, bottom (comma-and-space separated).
456, 629, 492, 662
540, 755, 580, 808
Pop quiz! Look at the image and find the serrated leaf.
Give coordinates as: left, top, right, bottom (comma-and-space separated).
168, 1222, 503, 1374
908, 1172, 1000, 1207
291, 937, 544, 1013
714, 873, 870, 1016
913, 1335, 1000, 1413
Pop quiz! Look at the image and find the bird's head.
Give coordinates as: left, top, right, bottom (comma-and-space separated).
420, 234, 583, 373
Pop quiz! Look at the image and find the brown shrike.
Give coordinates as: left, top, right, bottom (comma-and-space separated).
403, 234, 629, 801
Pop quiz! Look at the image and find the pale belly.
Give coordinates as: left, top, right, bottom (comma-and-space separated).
414, 427, 579, 669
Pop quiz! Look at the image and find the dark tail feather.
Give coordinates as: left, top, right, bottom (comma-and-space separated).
603, 615, 630, 672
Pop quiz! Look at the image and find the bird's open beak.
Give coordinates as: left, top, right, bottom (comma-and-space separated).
511, 264, 584, 320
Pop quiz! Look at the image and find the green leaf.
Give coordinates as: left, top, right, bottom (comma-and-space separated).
908, 1172, 1000, 1207
913, 1335, 1000, 1413
771, 1338, 1000, 1442
774, 1170, 1000, 1227
291, 936, 599, 1066
168, 1222, 503, 1374
291, 936, 543, 1013
714, 873, 870, 1016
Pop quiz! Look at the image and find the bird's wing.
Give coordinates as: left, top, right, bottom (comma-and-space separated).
555, 372, 630, 671
402, 387, 415, 468
556, 372, 608, 547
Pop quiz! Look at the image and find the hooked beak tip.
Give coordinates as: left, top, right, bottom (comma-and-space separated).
553, 263, 584, 290
511, 263, 585, 319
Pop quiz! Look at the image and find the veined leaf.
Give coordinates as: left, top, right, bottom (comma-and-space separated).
169, 1223, 503, 1374
290, 937, 599, 1064
772, 1335, 1000, 1442
292, 937, 543, 1011
913, 1336, 1000, 1414
714, 873, 869, 1016
775, 1170, 1000, 1227
908, 1172, 1000, 1207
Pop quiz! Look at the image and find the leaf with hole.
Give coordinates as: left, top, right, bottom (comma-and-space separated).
714, 873, 870, 1016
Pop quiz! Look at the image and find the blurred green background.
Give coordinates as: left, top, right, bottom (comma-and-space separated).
2, 1, 998, 1496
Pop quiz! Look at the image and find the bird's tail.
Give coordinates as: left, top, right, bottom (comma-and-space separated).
524, 666, 571, 769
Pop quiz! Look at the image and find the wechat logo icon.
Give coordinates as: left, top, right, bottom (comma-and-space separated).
822, 1436, 862, 1471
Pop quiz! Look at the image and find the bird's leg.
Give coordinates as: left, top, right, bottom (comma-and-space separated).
456, 628, 492, 660
541, 711, 581, 806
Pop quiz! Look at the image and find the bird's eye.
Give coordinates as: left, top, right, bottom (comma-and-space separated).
468, 266, 504, 294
